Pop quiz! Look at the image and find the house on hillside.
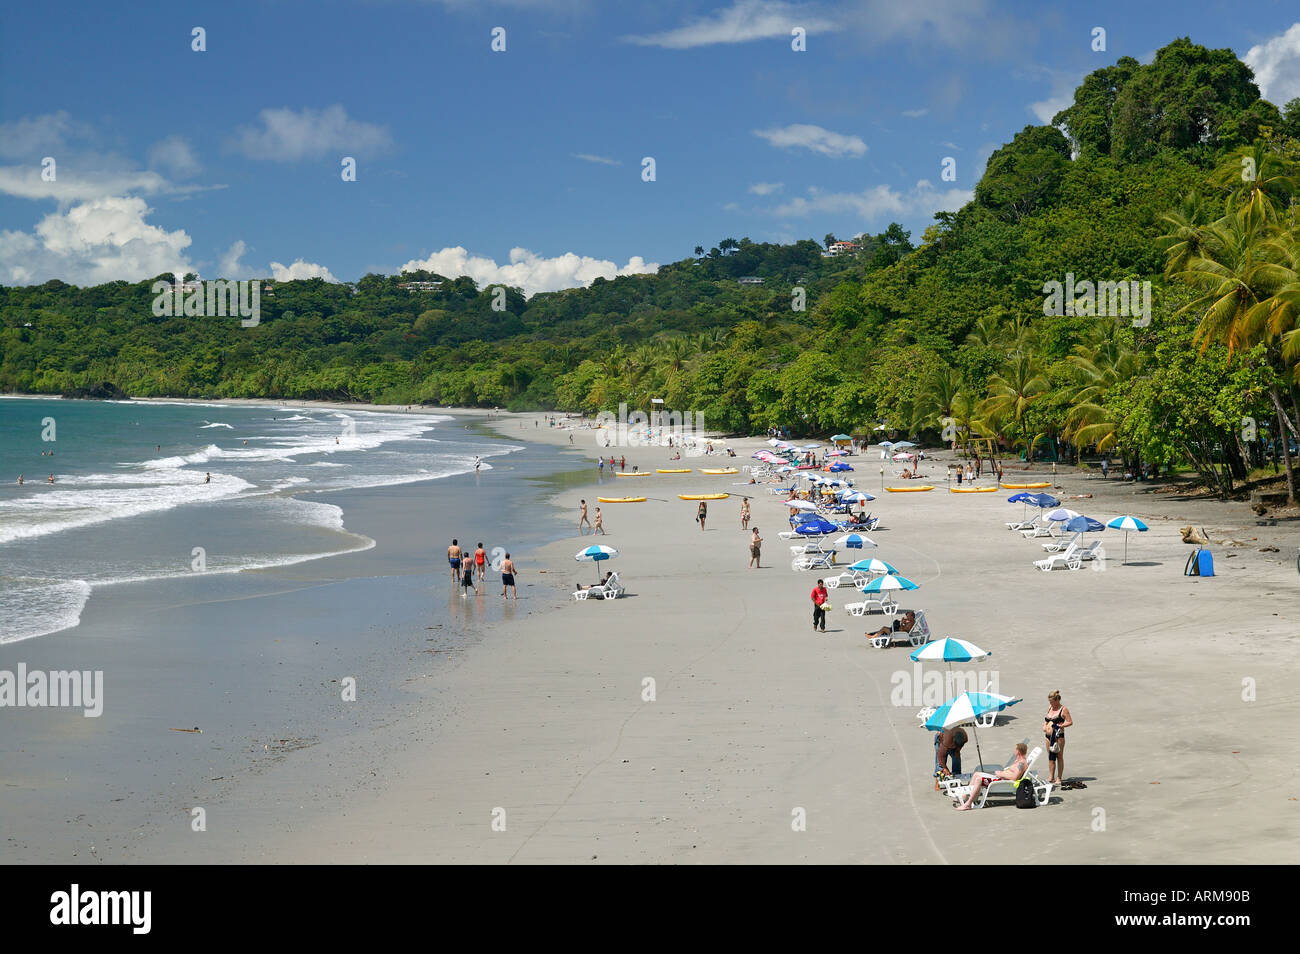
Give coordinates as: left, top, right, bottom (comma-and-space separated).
822, 241, 859, 258
737, 276, 764, 285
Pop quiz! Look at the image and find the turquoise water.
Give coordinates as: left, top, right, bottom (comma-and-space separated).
0, 398, 521, 642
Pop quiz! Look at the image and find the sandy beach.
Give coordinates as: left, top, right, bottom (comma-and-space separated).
91, 407, 1299, 865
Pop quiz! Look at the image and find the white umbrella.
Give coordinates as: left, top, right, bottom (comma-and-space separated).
788, 499, 818, 511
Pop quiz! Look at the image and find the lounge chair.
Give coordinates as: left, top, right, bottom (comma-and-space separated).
1033, 542, 1080, 571
845, 595, 900, 617
1042, 532, 1081, 553
573, 571, 624, 601
944, 746, 1052, 808
867, 609, 931, 649
791, 549, 838, 571
1019, 520, 1057, 539
824, 569, 869, 589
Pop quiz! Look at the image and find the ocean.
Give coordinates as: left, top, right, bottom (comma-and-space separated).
0, 397, 522, 643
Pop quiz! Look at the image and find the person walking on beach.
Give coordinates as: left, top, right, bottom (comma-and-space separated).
810, 579, 829, 633
1043, 690, 1073, 788
594, 508, 606, 535
696, 500, 707, 530
749, 527, 762, 568
474, 542, 487, 581
578, 499, 592, 534
1100, 458, 1109, 479
500, 553, 517, 600
598, 457, 604, 474
460, 560, 477, 597
619, 455, 626, 473
956, 466, 963, 486
448, 539, 463, 582
740, 498, 750, 530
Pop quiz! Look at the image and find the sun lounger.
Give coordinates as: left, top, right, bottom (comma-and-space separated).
791, 549, 837, 571
1042, 532, 1081, 552
945, 746, 1052, 808
1019, 521, 1057, 539
867, 609, 930, 648
845, 595, 899, 617
1033, 542, 1080, 571
573, 571, 624, 601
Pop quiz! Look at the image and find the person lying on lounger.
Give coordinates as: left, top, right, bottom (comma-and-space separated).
954, 743, 1028, 810
575, 572, 614, 597
866, 610, 915, 641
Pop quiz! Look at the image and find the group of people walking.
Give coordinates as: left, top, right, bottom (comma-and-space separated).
447, 538, 517, 599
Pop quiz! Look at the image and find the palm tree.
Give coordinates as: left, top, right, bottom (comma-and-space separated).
719, 238, 739, 255
657, 335, 696, 374
1169, 209, 1298, 500
1063, 323, 1139, 455
1157, 191, 1215, 278
964, 312, 1008, 350
1211, 142, 1299, 223
909, 364, 965, 447
694, 246, 705, 258
978, 353, 1048, 447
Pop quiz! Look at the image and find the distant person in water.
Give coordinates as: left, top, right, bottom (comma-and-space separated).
460, 560, 477, 597
501, 553, 517, 599
48, 474, 54, 484
474, 542, 487, 580
205, 472, 211, 484
448, 539, 463, 582
16, 475, 23, 485
474, 456, 481, 474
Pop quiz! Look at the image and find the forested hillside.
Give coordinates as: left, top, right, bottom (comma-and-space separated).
5, 38, 1300, 499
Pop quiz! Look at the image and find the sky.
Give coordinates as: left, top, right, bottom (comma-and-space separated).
1, 0, 1299, 295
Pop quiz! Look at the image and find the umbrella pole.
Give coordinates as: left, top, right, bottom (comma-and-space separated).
971, 723, 985, 773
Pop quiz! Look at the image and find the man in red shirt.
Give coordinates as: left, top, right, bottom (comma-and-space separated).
811, 579, 829, 633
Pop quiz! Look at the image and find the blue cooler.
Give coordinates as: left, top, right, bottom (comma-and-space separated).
1197, 549, 1214, 577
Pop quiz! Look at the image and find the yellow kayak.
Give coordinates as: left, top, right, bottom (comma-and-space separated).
678, 493, 730, 500
886, 485, 935, 492
615, 472, 651, 477
699, 467, 738, 475
598, 496, 646, 503
656, 468, 692, 473
950, 486, 999, 493
1000, 481, 1052, 489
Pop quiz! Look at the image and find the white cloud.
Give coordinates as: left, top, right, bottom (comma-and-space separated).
1245, 23, 1300, 106
270, 259, 341, 282
218, 240, 251, 278
1029, 94, 1072, 125
0, 164, 183, 202
748, 181, 784, 195
769, 179, 972, 221
622, 0, 836, 48
0, 196, 193, 286
902, 108, 929, 118
0, 111, 93, 160
754, 123, 866, 158
573, 153, 621, 165
148, 136, 201, 178
398, 246, 659, 297
234, 105, 392, 161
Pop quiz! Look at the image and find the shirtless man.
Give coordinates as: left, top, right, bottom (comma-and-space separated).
578, 499, 591, 534
500, 553, 518, 600
955, 743, 1028, 810
448, 539, 463, 582
866, 610, 916, 644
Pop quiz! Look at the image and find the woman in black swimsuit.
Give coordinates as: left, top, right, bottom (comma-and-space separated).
1043, 690, 1073, 787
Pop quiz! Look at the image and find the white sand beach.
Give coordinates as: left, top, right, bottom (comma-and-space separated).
122, 409, 1298, 864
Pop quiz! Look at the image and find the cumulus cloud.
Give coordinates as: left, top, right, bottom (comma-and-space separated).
218, 240, 251, 278
398, 246, 659, 297
902, 108, 929, 118
0, 196, 193, 286
622, 0, 835, 48
1029, 94, 1072, 125
0, 111, 94, 160
768, 179, 972, 221
573, 153, 621, 165
1245, 23, 1300, 106
754, 123, 866, 158
148, 136, 201, 178
749, 181, 784, 195
234, 105, 392, 161
270, 259, 341, 282
0, 163, 187, 202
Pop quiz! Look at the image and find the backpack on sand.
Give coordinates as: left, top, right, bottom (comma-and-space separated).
1015, 776, 1037, 809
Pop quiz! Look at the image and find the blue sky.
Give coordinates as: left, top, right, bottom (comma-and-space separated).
2, 0, 1299, 294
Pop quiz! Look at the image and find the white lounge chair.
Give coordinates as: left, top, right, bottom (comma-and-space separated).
867, 609, 931, 649
945, 746, 1052, 808
573, 571, 624, 601
845, 595, 899, 617
791, 549, 837, 571
824, 569, 869, 589
1042, 532, 1081, 553
1019, 520, 1057, 539
1034, 542, 1080, 571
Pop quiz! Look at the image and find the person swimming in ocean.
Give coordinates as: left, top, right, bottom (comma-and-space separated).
48, 474, 54, 484
205, 472, 211, 483
16, 475, 23, 485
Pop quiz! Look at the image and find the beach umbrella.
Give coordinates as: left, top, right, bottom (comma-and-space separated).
1063, 515, 1105, 533
841, 490, 875, 503
827, 448, 849, 456
847, 557, 894, 574
910, 637, 991, 663
823, 478, 852, 488
832, 433, 851, 442
835, 534, 879, 551
1006, 491, 1035, 522
892, 452, 915, 461
828, 462, 853, 472
879, 440, 894, 449
892, 441, 916, 449
858, 573, 919, 596
1030, 492, 1061, 511
1106, 515, 1148, 564
924, 690, 1022, 771
1045, 507, 1079, 523
575, 544, 619, 582
788, 499, 818, 511
795, 519, 837, 536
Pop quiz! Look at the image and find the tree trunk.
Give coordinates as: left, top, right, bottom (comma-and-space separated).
1270, 386, 1297, 504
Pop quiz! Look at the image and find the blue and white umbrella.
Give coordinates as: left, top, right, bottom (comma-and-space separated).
575, 544, 618, 580
924, 690, 1022, 771
846, 557, 894, 574
1045, 507, 1079, 523
828, 462, 854, 472
910, 637, 991, 663
841, 490, 875, 503
834, 533, 878, 550
859, 573, 918, 593
1106, 515, 1148, 564
1063, 515, 1105, 533
892, 441, 916, 449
